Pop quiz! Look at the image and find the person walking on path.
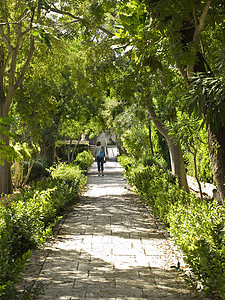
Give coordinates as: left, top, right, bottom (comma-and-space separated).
94, 140, 106, 176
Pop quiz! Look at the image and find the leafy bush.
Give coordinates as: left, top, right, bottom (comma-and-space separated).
120, 154, 225, 298
0, 163, 86, 298
57, 143, 89, 162
118, 152, 167, 171
117, 154, 136, 172
74, 150, 93, 171
25, 157, 50, 182
169, 199, 225, 298
119, 157, 182, 225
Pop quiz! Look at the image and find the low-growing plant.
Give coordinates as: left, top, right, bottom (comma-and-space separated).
0, 163, 86, 299
120, 154, 225, 298
169, 198, 225, 298
74, 150, 93, 171
117, 154, 136, 172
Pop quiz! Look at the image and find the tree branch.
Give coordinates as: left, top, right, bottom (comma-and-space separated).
187, 0, 212, 78
0, 27, 13, 51
14, 35, 35, 92
98, 26, 114, 38
49, 7, 114, 37
49, 7, 84, 23
193, 0, 212, 47
16, 8, 29, 23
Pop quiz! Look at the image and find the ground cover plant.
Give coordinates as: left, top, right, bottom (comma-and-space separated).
118, 154, 225, 299
0, 160, 89, 299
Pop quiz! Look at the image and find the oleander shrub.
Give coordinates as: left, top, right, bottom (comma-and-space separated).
0, 163, 86, 299
169, 198, 225, 298
117, 154, 136, 178
119, 154, 225, 298
118, 152, 167, 173
74, 150, 93, 171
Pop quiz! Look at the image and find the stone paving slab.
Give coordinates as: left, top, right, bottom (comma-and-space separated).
17, 161, 205, 299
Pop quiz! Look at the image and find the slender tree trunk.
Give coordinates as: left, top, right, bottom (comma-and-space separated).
208, 126, 225, 204
166, 134, 189, 192
71, 135, 81, 162
0, 31, 35, 194
148, 116, 154, 156
67, 139, 72, 164
146, 99, 189, 192
0, 97, 13, 194
192, 149, 203, 201
22, 160, 34, 187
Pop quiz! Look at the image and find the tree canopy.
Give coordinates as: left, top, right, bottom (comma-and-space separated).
1, 0, 225, 200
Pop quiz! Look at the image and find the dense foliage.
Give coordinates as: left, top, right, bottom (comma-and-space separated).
1, 0, 225, 298
119, 154, 225, 299
74, 150, 94, 171
0, 160, 89, 299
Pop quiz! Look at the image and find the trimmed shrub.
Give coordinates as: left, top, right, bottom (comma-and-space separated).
0, 163, 86, 298
74, 150, 93, 171
119, 154, 225, 299
169, 199, 225, 297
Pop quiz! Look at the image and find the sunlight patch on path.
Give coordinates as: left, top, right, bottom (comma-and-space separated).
17, 161, 200, 299
85, 161, 128, 197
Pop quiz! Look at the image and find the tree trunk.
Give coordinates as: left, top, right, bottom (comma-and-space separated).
193, 149, 203, 201
148, 116, 154, 156
0, 130, 13, 194
0, 160, 13, 194
22, 160, 34, 187
71, 135, 81, 162
67, 139, 72, 164
46, 142, 56, 165
40, 141, 56, 166
146, 100, 189, 192
166, 133, 189, 192
0, 98, 13, 194
208, 126, 225, 204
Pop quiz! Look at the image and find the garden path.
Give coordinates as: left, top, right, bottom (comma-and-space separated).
18, 160, 203, 299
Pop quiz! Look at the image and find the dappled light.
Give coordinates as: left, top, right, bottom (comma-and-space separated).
18, 162, 198, 299
1, 1, 224, 298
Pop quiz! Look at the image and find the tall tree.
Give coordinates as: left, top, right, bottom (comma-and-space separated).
0, 0, 55, 193
100, 0, 225, 197
0, 0, 105, 193
139, 0, 225, 201
14, 35, 107, 165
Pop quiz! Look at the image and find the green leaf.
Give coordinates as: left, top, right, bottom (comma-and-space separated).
31, 30, 40, 37
120, 14, 133, 26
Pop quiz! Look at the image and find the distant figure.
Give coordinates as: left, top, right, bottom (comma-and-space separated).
94, 141, 106, 176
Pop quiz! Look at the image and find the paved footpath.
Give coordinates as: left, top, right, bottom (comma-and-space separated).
18, 161, 203, 299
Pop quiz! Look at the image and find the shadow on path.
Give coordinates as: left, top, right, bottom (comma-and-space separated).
17, 162, 203, 299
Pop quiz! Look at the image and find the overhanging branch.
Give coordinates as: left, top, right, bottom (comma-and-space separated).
193, 0, 212, 47
188, 0, 212, 78
49, 6, 114, 37
14, 35, 35, 92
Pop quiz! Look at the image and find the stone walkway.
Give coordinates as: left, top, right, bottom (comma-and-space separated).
18, 161, 202, 299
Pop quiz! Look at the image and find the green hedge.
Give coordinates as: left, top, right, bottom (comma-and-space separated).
118, 154, 225, 299
0, 163, 86, 299
74, 150, 93, 171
